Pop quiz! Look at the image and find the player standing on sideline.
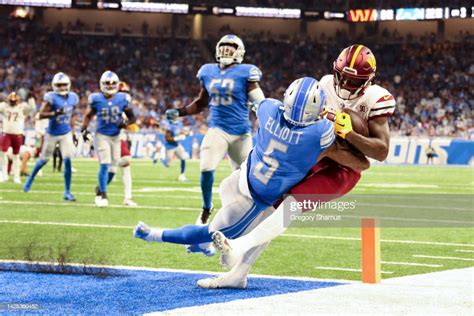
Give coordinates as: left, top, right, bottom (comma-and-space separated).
81, 71, 138, 207
166, 34, 265, 225
24, 73, 79, 201
0, 92, 36, 183
133, 78, 369, 278
160, 110, 190, 182
206, 44, 396, 289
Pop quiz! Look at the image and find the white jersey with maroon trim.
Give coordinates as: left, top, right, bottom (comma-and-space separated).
320, 74, 395, 121
0, 100, 36, 135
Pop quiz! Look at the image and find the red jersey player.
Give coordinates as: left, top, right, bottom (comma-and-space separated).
0, 92, 36, 183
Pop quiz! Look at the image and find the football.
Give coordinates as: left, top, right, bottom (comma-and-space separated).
343, 108, 369, 137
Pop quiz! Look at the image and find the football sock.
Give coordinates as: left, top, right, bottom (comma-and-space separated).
200, 170, 214, 209
230, 196, 302, 252
122, 165, 132, 200
107, 172, 115, 184
12, 154, 20, 180
63, 158, 72, 192
98, 163, 109, 193
29, 158, 47, 181
2, 153, 8, 180
180, 160, 186, 174
162, 224, 211, 244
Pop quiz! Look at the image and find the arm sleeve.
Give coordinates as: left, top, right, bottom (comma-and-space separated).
196, 65, 206, 84
369, 93, 396, 120
87, 94, 96, 111
25, 98, 37, 115
247, 65, 262, 82
320, 120, 336, 150
43, 92, 53, 104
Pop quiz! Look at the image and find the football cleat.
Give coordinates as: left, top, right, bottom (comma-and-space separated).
133, 221, 151, 240
212, 231, 241, 270
197, 274, 247, 289
186, 243, 216, 257
13, 177, 21, 184
196, 207, 213, 225
64, 192, 76, 201
20, 171, 29, 177
95, 196, 108, 207
178, 174, 188, 182
123, 198, 138, 207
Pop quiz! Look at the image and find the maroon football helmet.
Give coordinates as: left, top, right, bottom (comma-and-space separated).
7, 92, 20, 106
333, 45, 377, 100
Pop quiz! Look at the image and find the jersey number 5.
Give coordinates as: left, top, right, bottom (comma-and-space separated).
209, 79, 234, 106
252, 139, 288, 185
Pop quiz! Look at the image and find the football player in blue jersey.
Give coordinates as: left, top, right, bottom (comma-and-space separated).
133, 78, 369, 286
81, 71, 138, 207
165, 34, 266, 224
160, 110, 190, 182
23, 72, 78, 201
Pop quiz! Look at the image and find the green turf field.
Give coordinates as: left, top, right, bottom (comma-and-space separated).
0, 160, 473, 280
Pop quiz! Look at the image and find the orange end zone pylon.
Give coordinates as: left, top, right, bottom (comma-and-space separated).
361, 218, 381, 283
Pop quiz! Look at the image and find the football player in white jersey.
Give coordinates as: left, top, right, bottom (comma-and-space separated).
202, 44, 396, 289
0, 92, 36, 183
166, 35, 266, 226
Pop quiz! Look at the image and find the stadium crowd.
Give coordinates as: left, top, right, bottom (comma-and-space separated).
0, 18, 472, 138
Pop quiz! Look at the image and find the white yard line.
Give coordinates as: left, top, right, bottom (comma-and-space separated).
314, 267, 393, 274
1, 220, 472, 249
283, 233, 474, 247
0, 200, 196, 211
0, 189, 203, 199
413, 255, 474, 262
381, 261, 442, 268
454, 249, 474, 253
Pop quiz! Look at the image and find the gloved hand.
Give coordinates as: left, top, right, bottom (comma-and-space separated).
127, 123, 139, 133
334, 111, 353, 139
166, 108, 179, 119
72, 133, 78, 146
54, 108, 65, 116
81, 128, 90, 142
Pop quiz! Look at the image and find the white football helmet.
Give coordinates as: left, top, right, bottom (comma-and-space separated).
100, 71, 119, 95
283, 77, 325, 126
52, 72, 71, 96
215, 34, 245, 67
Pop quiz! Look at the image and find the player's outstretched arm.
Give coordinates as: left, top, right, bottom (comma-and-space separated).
123, 107, 137, 125
38, 102, 62, 119
247, 82, 265, 112
345, 116, 390, 161
321, 141, 370, 171
176, 85, 209, 117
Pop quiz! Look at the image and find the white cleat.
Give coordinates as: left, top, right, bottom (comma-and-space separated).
123, 198, 138, 207
95, 196, 109, 207
212, 231, 242, 270
14, 177, 21, 184
197, 274, 247, 289
178, 174, 188, 182
0, 176, 6, 183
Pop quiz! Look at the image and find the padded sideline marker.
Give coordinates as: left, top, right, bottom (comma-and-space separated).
361, 218, 381, 283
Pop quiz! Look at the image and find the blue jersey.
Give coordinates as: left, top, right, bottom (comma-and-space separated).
197, 63, 262, 135
247, 99, 335, 207
163, 120, 184, 149
88, 92, 130, 136
44, 91, 79, 136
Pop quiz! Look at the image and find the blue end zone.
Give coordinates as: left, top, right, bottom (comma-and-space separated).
0, 266, 344, 314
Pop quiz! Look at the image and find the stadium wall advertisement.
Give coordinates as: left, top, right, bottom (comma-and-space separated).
23, 131, 473, 165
